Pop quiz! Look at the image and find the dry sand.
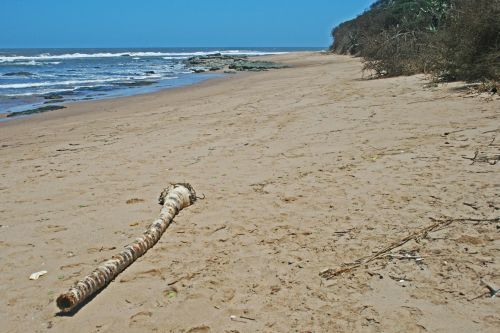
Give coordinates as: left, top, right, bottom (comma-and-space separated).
0, 52, 499, 332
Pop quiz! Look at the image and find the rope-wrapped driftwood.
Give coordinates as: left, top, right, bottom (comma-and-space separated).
56, 183, 197, 313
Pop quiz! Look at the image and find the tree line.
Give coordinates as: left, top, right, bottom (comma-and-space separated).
331, 0, 499, 82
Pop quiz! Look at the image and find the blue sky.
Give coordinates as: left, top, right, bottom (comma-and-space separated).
0, 0, 374, 48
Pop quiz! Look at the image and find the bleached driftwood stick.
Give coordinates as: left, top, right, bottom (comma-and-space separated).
56, 183, 197, 313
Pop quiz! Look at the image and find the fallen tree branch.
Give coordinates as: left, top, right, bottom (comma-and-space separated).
481, 279, 500, 298
462, 150, 499, 165
442, 127, 477, 136
468, 279, 500, 301
319, 216, 499, 280
56, 183, 197, 313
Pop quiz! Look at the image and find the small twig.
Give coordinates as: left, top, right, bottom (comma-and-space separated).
431, 217, 499, 223
442, 127, 476, 136
240, 316, 256, 321
411, 156, 440, 160
481, 279, 500, 298
367, 271, 384, 280
463, 202, 479, 210
462, 150, 479, 164
334, 228, 354, 234
167, 277, 182, 286
211, 225, 227, 234
469, 280, 500, 301
230, 315, 247, 323
385, 254, 423, 261
389, 275, 412, 282
468, 292, 490, 301
482, 129, 499, 134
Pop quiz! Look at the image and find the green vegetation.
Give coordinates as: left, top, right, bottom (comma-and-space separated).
331, 0, 500, 82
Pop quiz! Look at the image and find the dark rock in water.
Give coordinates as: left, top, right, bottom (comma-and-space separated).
185, 54, 247, 67
121, 54, 131, 57
44, 99, 64, 104
209, 66, 223, 71
114, 80, 158, 87
43, 94, 64, 100
187, 57, 203, 64
145, 71, 155, 75
192, 68, 207, 73
6, 105, 66, 118
3, 71, 33, 77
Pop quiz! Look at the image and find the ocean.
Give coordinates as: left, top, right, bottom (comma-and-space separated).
0, 47, 321, 118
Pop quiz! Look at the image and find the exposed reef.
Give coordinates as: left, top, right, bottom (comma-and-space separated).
6, 105, 66, 118
184, 53, 288, 73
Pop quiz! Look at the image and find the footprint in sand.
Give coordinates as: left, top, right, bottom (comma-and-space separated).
40, 225, 67, 233
186, 326, 211, 333
126, 198, 145, 204
129, 311, 153, 327
119, 269, 165, 283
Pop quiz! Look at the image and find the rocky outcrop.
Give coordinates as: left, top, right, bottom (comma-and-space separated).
114, 80, 158, 87
43, 93, 64, 100
184, 53, 287, 73
6, 105, 66, 118
228, 60, 287, 71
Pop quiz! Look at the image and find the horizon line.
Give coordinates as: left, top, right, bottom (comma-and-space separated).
0, 46, 328, 50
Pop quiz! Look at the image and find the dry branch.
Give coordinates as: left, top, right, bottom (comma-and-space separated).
481, 279, 500, 298
462, 150, 500, 165
56, 183, 197, 313
320, 216, 499, 280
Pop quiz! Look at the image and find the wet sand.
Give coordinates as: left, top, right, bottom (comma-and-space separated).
0, 52, 499, 332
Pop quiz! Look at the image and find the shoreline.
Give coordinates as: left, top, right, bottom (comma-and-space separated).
0, 50, 314, 123
0, 51, 498, 332
0, 71, 240, 126
0, 51, 315, 127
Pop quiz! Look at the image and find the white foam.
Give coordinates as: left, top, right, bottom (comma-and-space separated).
0, 78, 119, 89
0, 50, 288, 62
4, 87, 77, 96
163, 56, 189, 60
2, 60, 62, 66
13, 60, 39, 66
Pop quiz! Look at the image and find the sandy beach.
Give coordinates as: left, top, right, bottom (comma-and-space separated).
0, 52, 499, 332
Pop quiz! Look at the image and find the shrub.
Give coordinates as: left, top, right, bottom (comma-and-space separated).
330, 0, 500, 82
432, 0, 500, 81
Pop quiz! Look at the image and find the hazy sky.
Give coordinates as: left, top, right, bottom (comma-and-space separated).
0, 0, 374, 48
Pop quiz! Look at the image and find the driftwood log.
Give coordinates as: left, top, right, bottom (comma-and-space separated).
56, 183, 197, 313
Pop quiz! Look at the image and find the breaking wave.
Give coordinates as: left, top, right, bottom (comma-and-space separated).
0, 50, 287, 63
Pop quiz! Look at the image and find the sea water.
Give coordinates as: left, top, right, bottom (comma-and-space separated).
0, 47, 320, 118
